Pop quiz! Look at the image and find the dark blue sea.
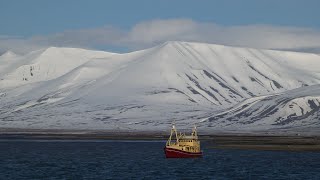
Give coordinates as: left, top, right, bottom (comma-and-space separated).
0, 140, 320, 179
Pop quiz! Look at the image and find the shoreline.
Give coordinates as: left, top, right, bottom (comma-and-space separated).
1, 130, 320, 152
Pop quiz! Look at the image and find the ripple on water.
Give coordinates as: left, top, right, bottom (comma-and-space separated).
0, 141, 320, 179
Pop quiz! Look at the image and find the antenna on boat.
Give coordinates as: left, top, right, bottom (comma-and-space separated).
172, 119, 176, 129
192, 123, 198, 137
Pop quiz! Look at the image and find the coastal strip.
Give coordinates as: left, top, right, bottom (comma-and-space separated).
1, 128, 320, 151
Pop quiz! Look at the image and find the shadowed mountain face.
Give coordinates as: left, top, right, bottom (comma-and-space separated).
0, 41, 320, 134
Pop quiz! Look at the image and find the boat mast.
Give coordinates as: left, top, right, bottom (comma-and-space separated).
173, 124, 179, 144
192, 124, 198, 138
166, 122, 179, 146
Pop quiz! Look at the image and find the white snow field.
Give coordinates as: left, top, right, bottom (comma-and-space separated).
0, 41, 320, 134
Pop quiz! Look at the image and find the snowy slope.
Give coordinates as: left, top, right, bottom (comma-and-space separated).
0, 41, 320, 133
203, 84, 320, 134
0, 47, 116, 88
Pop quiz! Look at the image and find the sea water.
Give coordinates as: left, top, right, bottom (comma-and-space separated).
0, 140, 319, 179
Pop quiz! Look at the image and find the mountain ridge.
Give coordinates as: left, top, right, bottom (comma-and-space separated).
0, 41, 320, 134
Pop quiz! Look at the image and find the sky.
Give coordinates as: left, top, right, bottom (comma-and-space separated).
1, 0, 320, 54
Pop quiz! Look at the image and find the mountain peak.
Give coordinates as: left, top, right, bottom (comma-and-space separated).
158, 41, 232, 51
0, 50, 18, 58
161, 41, 199, 47
40, 46, 117, 57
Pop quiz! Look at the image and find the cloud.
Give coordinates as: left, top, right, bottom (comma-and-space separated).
1, 19, 320, 54
124, 19, 198, 47
0, 36, 44, 54
123, 19, 320, 52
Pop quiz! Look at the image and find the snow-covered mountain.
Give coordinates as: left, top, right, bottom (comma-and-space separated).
202, 84, 320, 135
0, 41, 320, 134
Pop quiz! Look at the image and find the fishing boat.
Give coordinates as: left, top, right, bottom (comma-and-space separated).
164, 124, 203, 158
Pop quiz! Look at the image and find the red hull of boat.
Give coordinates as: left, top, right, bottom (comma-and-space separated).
164, 147, 203, 158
